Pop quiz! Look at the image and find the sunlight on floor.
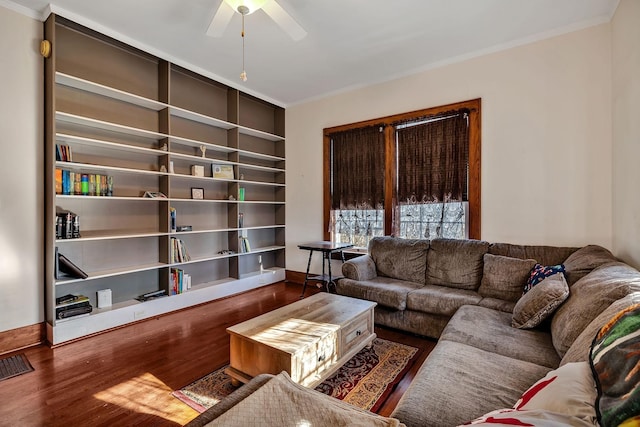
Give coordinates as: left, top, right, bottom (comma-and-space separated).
94, 372, 189, 424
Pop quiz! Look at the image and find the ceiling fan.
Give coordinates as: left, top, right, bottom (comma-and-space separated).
206, 0, 307, 41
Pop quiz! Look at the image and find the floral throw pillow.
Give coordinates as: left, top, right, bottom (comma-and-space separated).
524, 263, 565, 294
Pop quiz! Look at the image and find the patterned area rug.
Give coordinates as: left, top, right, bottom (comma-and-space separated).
173, 338, 418, 413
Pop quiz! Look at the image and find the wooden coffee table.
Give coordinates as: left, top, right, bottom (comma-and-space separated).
225, 293, 377, 388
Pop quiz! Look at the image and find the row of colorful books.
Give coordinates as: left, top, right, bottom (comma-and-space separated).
55, 144, 73, 162
170, 268, 192, 295
170, 237, 191, 263
55, 168, 114, 196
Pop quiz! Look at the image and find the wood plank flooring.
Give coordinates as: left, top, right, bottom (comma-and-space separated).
0, 282, 435, 426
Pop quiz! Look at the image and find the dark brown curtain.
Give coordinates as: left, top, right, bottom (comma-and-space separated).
396, 110, 469, 204
330, 125, 385, 210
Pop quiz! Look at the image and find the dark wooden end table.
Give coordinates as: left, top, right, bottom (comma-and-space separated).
298, 241, 354, 297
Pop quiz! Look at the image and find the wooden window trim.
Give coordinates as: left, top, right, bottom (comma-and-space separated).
323, 98, 481, 241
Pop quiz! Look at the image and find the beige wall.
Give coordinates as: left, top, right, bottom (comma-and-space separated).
0, 5, 44, 332
612, 0, 640, 269
286, 24, 613, 273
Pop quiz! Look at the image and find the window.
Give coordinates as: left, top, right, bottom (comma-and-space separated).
323, 99, 481, 247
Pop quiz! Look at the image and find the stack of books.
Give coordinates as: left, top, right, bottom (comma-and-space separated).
55, 294, 93, 321
170, 238, 191, 263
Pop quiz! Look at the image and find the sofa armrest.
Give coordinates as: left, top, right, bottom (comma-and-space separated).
185, 374, 275, 426
342, 255, 377, 281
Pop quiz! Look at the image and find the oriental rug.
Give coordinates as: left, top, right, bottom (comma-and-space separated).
173, 338, 418, 413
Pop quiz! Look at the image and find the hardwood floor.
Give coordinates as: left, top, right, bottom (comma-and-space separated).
0, 282, 435, 426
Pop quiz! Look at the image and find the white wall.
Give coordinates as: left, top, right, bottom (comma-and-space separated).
286, 24, 613, 273
612, 0, 640, 269
0, 5, 44, 332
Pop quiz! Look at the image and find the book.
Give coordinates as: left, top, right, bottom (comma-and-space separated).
212, 164, 234, 179
56, 250, 88, 279
57, 304, 92, 319
62, 170, 71, 195
55, 168, 62, 194
56, 300, 91, 318
135, 289, 167, 302
56, 293, 89, 306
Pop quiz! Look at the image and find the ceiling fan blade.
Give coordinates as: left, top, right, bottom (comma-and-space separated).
206, 1, 235, 37
262, 0, 307, 41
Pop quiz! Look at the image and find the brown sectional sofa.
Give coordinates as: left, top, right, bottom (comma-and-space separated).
188, 237, 640, 426
337, 237, 580, 338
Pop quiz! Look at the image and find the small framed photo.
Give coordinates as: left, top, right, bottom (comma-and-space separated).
191, 187, 204, 200
212, 164, 234, 179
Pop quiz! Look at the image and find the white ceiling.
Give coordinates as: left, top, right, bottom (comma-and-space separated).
4, 0, 619, 106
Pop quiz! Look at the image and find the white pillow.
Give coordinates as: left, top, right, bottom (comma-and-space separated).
459, 408, 595, 426
460, 362, 597, 426
513, 362, 597, 424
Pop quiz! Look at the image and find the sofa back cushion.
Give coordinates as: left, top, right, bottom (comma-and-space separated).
562, 245, 618, 286
551, 262, 640, 357
369, 237, 429, 285
489, 243, 577, 267
427, 238, 489, 290
478, 254, 536, 302
561, 292, 640, 365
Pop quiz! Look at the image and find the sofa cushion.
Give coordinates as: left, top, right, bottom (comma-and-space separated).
561, 292, 640, 365
390, 340, 551, 427
551, 262, 640, 357
525, 263, 565, 293
513, 362, 597, 423
563, 245, 618, 286
427, 238, 489, 290
441, 305, 560, 368
488, 242, 577, 267
335, 276, 422, 310
374, 306, 450, 339
369, 237, 429, 285
406, 285, 482, 316
478, 254, 536, 302
477, 297, 516, 313
512, 273, 569, 329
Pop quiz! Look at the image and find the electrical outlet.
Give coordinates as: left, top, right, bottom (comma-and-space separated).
134, 310, 146, 320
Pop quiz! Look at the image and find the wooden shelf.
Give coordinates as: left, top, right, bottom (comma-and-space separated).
46, 14, 285, 345
56, 133, 167, 157
56, 229, 167, 242
55, 161, 166, 177
54, 262, 168, 286
238, 125, 284, 142
56, 72, 167, 111
56, 112, 168, 141
169, 105, 236, 130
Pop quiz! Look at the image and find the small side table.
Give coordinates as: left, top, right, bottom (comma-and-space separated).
298, 241, 354, 298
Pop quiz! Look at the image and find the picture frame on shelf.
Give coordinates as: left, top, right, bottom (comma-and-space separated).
212, 164, 234, 179
191, 187, 205, 200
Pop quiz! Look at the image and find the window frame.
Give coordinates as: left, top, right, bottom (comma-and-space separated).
323, 98, 481, 241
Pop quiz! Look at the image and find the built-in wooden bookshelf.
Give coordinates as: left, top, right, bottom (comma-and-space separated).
44, 15, 285, 345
